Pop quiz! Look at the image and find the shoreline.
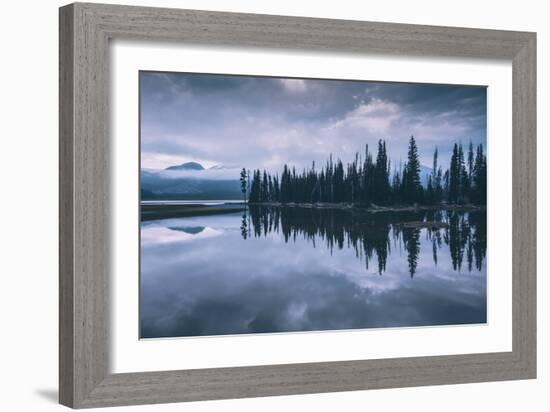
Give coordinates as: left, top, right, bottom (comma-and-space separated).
140, 200, 485, 221
247, 201, 485, 213
141, 203, 245, 221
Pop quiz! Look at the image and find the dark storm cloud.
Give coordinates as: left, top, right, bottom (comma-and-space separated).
140, 71, 486, 171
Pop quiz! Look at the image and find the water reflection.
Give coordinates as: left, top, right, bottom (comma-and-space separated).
243, 206, 486, 278
140, 208, 487, 338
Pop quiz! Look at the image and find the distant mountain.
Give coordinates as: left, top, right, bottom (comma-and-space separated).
165, 161, 205, 171
141, 162, 242, 200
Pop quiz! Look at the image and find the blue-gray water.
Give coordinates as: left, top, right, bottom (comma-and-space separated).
140, 207, 486, 338
141, 200, 243, 206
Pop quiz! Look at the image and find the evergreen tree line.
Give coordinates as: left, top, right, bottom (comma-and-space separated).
245, 136, 486, 206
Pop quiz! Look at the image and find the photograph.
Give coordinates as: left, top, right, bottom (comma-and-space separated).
139, 71, 488, 339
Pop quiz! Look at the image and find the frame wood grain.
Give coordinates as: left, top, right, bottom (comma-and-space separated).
59, 2, 536, 408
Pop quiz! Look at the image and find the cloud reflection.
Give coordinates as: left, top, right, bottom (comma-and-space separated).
140, 211, 486, 338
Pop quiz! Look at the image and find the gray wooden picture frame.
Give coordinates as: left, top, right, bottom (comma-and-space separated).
59, 2, 536, 408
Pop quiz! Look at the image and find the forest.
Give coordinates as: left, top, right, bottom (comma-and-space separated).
242, 136, 487, 206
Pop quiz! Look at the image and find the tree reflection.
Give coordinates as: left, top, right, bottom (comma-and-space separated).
243, 206, 486, 277
402, 228, 420, 278
240, 212, 248, 239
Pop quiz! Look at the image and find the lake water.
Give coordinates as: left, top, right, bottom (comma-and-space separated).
141, 200, 244, 206
140, 206, 487, 338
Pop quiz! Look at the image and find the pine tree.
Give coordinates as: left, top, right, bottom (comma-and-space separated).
401, 162, 408, 202
261, 171, 269, 202
280, 165, 289, 202
273, 174, 280, 202
404, 136, 421, 203
432, 147, 443, 203
361, 144, 374, 205
457, 143, 469, 203
293, 167, 297, 202
449, 143, 459, 203
334, 159, 344, 202
249, 169, 261, 202
472, 144, 487, 204
239, 168, 247, 203
467, 141, 474, 184
435, 167, 443, 202
268, 174, 274, 201
247, 169, 252, 202
443, 169, 450, 201
374, 140, 390, 204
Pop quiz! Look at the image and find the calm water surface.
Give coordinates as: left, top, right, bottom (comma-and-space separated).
141, 200, 244, 206
140, 206, 487, 338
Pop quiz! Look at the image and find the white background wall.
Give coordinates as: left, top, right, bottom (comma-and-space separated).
0, 1, 546, 411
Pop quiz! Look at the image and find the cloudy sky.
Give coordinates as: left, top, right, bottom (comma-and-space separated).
140, 71, 486, 173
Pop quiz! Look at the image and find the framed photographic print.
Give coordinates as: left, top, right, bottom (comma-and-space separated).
59, 2, 536, 408
138, 72, 489, 338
